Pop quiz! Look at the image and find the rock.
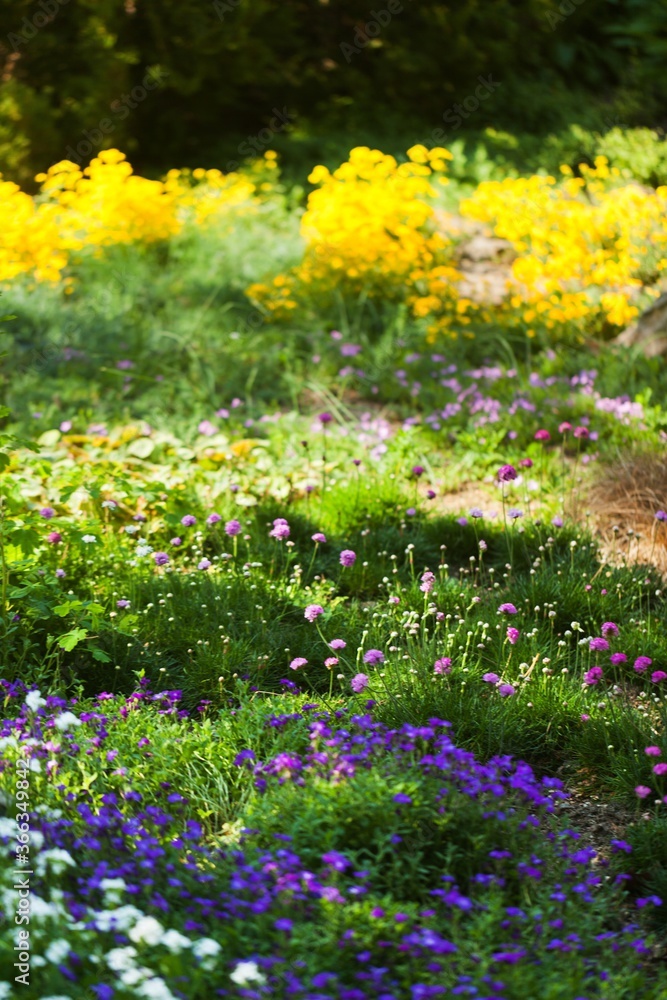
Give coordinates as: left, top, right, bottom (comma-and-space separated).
616, 291, 667, 357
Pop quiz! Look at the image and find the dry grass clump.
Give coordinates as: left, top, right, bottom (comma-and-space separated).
586, 451, 667, 573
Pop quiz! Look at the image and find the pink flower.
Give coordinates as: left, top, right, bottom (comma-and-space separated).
506, 626, 520, 645
519, 457, 533, 468
329, 639, 346, 650
388, 596, 400, 605
559, 422, 572, 434
170, 537, 182, 546
498, 603, 518, 615
433, 657, 451, 674
225, 519, 242, 536
610, 653, 627, 665
584, 666, 603, 685
652, 671, 667, 684
312, 532, 327, 544
340, 549, 356, 567
420, 570, 435, 593
634, 656, 653, 673
653, 763, 667, 776
270, 518, 290, 540
207, 513, 222, 525
304, 604, 324, 622
198, 420, 217, 436
534, 429, 550, 441
601, 621, 619, 637
580, 714, 590, 722
589, 637, 609, 652
573, 426, 589, 439
645, 746, 662, 757
498, 683, 516, 697
363, 649, 384, 666
47, 531, 62, 544
324, 657, 339, 668
290, 657, 308, 670
40, 507, 55, 519
351, 673, 369, 693
483, 672, 500, 685
497, 464, 517, 482
635, 785, 652, 799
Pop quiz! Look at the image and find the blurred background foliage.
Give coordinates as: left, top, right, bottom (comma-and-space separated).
1, 0, 667, 187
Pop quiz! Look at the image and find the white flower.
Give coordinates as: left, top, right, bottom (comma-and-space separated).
35, 849, 75, 876
229, 960, 265, 986
135, 544, 153, 558
54, 712, 81, 731
94, 905, 143, 932
100, 877, 126, 902
45, 939, 71, 964
0, 984, 11, 1000
137, 978, 177, 1000
0, 818, 16, 840
120, 968, 146, 987
81, 534, 97, 543
125, 525, 140, 533
106, 947, 138, 972
129, 915, 165, 946
28, 758, 42, 773
25, 689, 46, 712
38, 995, 75, 1000
161, 929, 192, 953
192, 937, 221, 970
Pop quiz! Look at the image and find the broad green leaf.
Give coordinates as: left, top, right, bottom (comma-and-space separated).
57, 627, 89, 651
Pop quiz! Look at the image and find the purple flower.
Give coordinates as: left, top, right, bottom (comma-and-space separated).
645, 746, 662, 757
559, 422, 572, 434
652, 671, 667, 684
498, 683, 516, 697
153, 552, 169, 566
610, 652, 627, 665
601, 621, 619, 637
340, 549, 356, 567
412, 465, 425, 477
497, 464, 517, 482
363, 649, 385, 666
634, 656, 653, 673
47, 531, 62, 544
426, 489, 436, 499
457, 516, 468, 526
393, 793, 413, 804
573, 426, 589, 439
434, 657, 451, 674
534, 429, 551, 442
483, 672, 500, 685
55, 568, 66, 578
635, 785, 652, 799
406, 507, 417, 517
507, 626, 520, 645
519, 457, 533, 468
584, 666, 604, 686
170, 537, 182, 546
351, 673, 369, 693
498, 603, 518, 615
270, 518, 290, 540
181, 514, 197, 527
656, 511, 667, 522
225, 519, 242, 536
117, 599, 130, 608
318, 412, 333, 425
290, 657, 308, 670
340, 343, 361, 356
304, 604, 324, 622
508, 508, 523, 519
329, 639, 346, 650
206, 512, 222, 525
589, 637, 609, 652
40, 507, 55, 519
198, 558, 211, 570
312, 532, 327, 544
198, 420, 217, 436
551, 516, 564, 528
654, 763, 667, 776
470, 508, 484, 519
420, 570, 436, 593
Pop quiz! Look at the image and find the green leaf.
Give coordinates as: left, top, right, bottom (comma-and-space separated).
57, 627, 88, 651
91, 647, 111, 663
8, 528, 40, 554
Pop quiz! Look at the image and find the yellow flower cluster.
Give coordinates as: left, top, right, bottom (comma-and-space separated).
460, 157, 667, 335
247, 145, 460, 318
0, 149, 271, 285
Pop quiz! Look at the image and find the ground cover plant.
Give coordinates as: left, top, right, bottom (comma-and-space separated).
2, 143, 667, 998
